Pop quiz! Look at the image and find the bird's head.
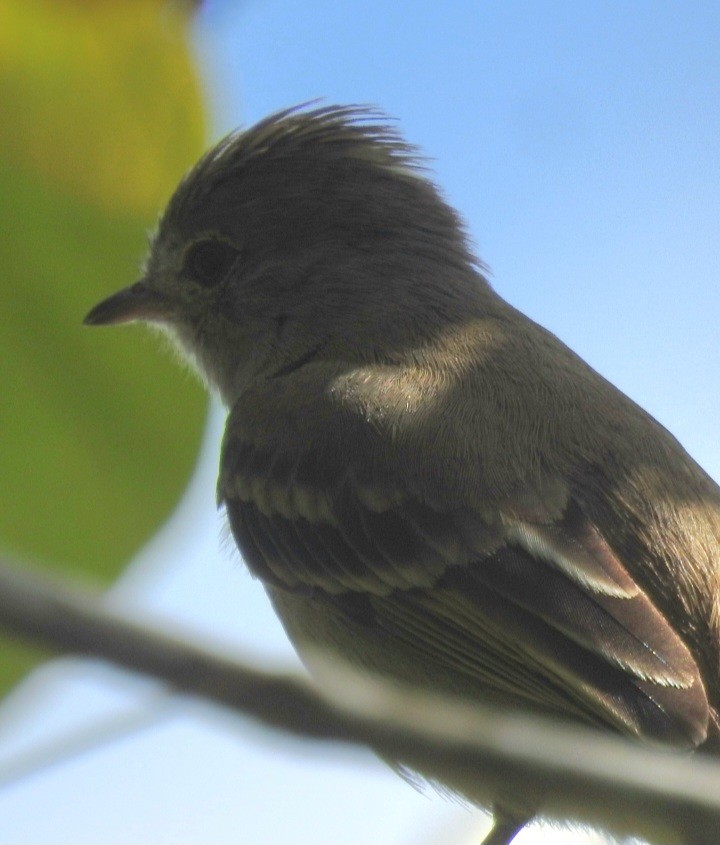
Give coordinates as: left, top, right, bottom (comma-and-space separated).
85, 104, 489, 403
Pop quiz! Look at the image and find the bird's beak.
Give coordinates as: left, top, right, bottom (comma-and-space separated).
84, 280, 170, 326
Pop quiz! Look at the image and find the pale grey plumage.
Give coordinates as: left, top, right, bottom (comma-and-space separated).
85, 104, 720, 844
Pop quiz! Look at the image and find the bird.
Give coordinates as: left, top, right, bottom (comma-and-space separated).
85, 104, 720, 844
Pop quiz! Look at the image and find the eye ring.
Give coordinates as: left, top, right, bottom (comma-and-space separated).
184, 239, 240, 288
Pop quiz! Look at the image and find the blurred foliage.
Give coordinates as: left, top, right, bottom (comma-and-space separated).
0, 0, 209, 690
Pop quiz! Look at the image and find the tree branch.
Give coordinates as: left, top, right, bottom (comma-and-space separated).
0, 555, 718, 843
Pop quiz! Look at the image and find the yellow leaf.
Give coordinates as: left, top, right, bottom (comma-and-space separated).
0, 0, 210, 691
0, 0, 206, 216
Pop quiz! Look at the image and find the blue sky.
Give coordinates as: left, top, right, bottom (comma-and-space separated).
0, 2, 718, 843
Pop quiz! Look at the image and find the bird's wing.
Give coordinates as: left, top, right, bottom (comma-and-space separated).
218, 433, 709, 751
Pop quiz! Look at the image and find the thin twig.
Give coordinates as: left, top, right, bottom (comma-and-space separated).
0, 687, 174, 789
0, 555, 718, 844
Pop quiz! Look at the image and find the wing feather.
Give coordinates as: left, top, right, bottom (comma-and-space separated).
219, 434, 709, 749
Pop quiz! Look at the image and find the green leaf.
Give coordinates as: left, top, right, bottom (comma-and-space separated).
0, 0, 209, 690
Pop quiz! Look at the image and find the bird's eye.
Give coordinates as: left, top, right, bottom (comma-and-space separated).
184, 239, 239, 287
